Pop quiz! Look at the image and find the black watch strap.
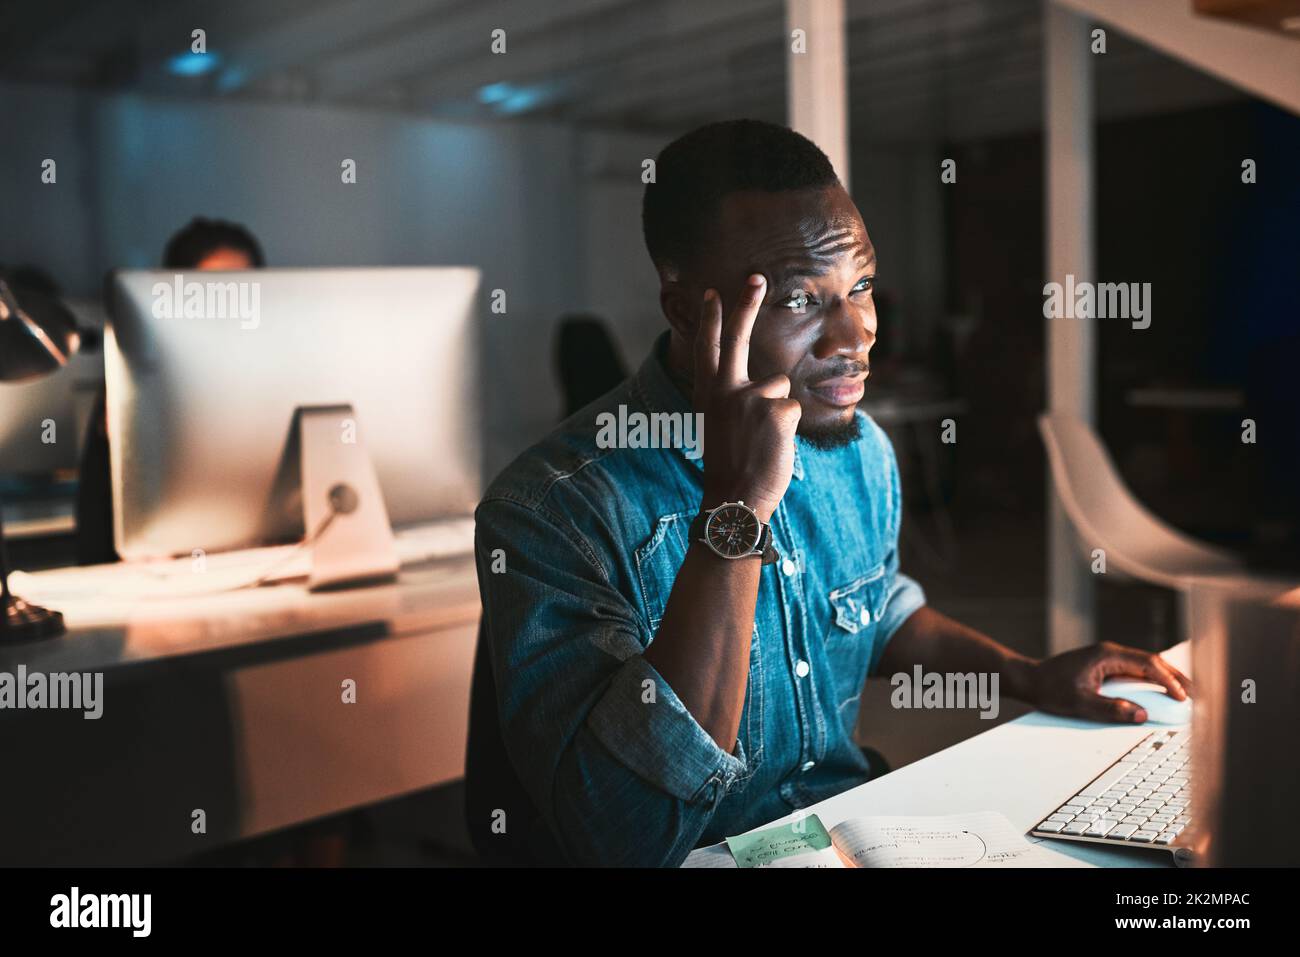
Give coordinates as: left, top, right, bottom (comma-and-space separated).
755, 523, 778, 565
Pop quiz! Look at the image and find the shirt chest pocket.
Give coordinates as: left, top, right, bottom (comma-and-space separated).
824, 564, 888, 709
633, 510, 696, 634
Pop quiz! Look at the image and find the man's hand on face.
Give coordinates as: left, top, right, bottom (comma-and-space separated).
695, 275, 801, 523
1025, 641, 1192, 723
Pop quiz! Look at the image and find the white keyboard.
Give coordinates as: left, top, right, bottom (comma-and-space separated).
1031, 728, 1194, 854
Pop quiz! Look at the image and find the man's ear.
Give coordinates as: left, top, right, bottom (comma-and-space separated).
660, 280, 699, 341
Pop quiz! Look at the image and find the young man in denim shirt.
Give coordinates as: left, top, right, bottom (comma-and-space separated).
473, 120, 1191, 867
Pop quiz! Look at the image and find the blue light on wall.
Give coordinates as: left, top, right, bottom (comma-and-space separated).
168, 51, 223, 77
477, 82, 513, 105
498, 90, 545, 115
475, 82, 555, 116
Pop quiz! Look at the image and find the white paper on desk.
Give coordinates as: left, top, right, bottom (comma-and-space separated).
829, 811, 1086, 868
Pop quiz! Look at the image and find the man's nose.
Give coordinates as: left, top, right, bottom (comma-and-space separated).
813, 297, 875, 361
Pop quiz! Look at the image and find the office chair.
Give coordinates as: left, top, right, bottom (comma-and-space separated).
1037, 411, 1245, 591
464, 620, 569, 867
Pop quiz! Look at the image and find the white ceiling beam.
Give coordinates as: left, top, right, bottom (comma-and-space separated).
788, 0, 850, 188
1052, 0, 1300, 115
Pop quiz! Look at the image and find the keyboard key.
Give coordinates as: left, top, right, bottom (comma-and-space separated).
1062, 822, 1090, 835
1036, 820, 1066, 833
1131, 830, 1160, 842
1108, 824, 1139, 840
1077, 761, 1141, 798
1085, 820, 1120, 837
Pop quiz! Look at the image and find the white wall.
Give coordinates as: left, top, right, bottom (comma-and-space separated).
0, 82, 664, 477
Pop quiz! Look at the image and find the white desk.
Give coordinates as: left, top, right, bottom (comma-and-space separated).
684, 644, 1191, 868
0, 553, 481, 865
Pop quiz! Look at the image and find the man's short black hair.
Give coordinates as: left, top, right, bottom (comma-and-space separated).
642, 119, 839, 279
162, 217, 265, 268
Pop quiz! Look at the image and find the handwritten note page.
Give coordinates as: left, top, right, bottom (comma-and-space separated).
829, 811, 1085, 868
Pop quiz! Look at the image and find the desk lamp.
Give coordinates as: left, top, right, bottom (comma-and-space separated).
0, 277, 81, 642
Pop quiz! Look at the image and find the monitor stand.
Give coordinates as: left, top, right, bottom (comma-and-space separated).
297, 404, 399, 591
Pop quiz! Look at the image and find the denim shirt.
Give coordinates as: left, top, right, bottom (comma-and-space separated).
474, 332, 926, 867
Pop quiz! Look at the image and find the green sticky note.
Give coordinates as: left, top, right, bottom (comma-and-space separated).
726, 815, 832, 867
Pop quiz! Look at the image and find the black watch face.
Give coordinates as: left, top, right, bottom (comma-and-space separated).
705, 504, 761, 558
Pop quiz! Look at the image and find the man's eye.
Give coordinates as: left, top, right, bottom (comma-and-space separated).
852, 276, 874, 294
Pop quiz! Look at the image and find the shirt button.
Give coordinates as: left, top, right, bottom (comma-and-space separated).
859, 606, 871, 626
781, 558, 796, 576
795, 659, 810, 678
801, 760, 816, 772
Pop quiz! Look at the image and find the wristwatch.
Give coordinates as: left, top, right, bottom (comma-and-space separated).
689, 501, 779, 564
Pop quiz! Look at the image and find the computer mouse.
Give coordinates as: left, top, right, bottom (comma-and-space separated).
1098, 680, 1192, 725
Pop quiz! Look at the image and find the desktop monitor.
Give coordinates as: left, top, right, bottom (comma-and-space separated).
1188, 576, 1300, 867
105, 267, 482, 561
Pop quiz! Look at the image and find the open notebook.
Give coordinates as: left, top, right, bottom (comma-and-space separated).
722, 810, 1088, 868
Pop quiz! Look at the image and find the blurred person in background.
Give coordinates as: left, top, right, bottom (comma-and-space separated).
75, 218, 265, 565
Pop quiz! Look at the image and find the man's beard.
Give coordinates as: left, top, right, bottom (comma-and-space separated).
799, 411, 863, 450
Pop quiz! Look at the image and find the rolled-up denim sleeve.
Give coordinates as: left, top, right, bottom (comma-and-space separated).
866, 418, 927, 674
474, 497, 747, 867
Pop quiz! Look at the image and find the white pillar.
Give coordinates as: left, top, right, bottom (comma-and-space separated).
1045, 2, 1096, 654
786, 0, 850, 191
